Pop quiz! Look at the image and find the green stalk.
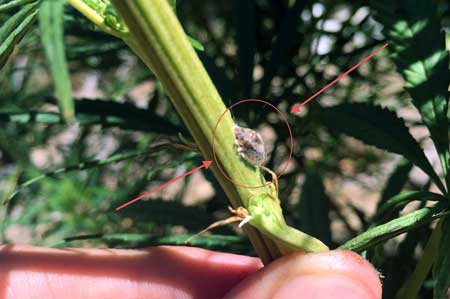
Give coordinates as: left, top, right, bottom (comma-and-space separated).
68, 0, 290, 263
115, 0, 285, 263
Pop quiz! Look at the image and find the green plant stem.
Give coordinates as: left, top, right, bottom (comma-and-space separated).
67, 0, 329, 263
396, 220, 442, 299
99, 0, 287, 263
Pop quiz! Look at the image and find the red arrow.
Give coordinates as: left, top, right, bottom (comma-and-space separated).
291, 42, 389, 113
115, 160, 213, 211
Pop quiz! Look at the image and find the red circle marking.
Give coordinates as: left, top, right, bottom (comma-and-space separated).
211, 99, 294, 189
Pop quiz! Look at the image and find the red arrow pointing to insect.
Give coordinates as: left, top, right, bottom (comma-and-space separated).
115, 160, 213, 211
291, 42, 389, 113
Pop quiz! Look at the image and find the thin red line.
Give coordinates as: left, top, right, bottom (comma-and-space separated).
294, 42, 388, 109
115, 164, 205, 211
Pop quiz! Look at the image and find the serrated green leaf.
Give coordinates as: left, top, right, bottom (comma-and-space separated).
295, 171, 332, 245
39, 0, 74, 122
433, 217, 450, 299
339, 202, 448, 252
370, 0, 450, 189
0, 2, 38, 69
319, 103, 446, 193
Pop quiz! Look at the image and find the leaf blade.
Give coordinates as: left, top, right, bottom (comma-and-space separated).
39, 0, 74, 122
318, 103, 445, 193
339, 202, 447, 252
372, 190, 445, 226
0, 0, 35, 13
370, 0, 450, 189
0, 2, 38, 69
186, 35, 204, 52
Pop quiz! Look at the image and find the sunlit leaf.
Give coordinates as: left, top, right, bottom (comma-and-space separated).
371, 0, 450, 188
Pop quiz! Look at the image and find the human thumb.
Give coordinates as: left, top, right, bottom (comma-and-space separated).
224, 250, 382, 299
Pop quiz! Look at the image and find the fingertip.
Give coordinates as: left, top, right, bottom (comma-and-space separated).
225, 250, 382, 299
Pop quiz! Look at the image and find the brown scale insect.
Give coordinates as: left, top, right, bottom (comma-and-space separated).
233, 124, 266, 167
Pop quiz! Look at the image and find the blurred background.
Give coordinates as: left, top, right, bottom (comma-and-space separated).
1, 1, 450, 297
